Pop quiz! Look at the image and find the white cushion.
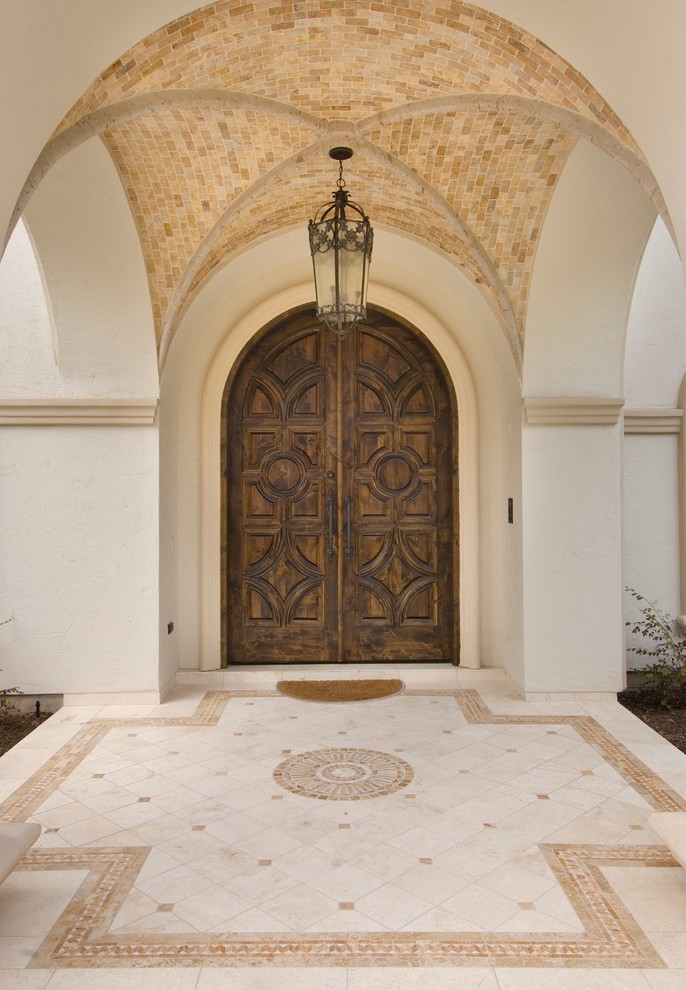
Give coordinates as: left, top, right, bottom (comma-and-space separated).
649, 812, 686, 869
0, 822, 41, 885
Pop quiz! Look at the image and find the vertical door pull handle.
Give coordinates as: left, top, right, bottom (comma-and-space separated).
345, 492, 353, 559
327, 492, 335, 559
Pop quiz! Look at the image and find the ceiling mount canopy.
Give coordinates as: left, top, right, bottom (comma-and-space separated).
308, 147, 374, 339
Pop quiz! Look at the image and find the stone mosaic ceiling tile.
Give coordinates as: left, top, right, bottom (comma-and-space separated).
16, 0, 658, 369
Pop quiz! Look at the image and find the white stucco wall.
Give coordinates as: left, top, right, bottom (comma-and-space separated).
0, 220, 61, 395
0, 150, 161, 701
521, 423, 624, 694
520, 142, 655, 696
158, 390, 180, 694
0, 426, 159, 699
21, 139, 158, 398
624, 219, 686, 409
524, 141, 656, 397
623, 218, 686, 667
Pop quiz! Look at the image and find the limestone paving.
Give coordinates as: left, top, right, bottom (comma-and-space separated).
0, 670, 686, 987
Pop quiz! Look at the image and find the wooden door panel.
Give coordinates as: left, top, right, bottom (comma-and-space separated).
358, 429, 392, 465
401, 429, 432, 464
267, 329, 320, 386
399, 481, 434, 522
354, 533, 437, 615
357, 329, 412, 387
402, 381, 434, 416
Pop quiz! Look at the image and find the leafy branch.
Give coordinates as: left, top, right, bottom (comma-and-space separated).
626, 588, 686, 707
0, 614, 18, 705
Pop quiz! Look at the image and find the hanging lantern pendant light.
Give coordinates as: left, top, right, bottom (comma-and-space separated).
308, 147, 374, 339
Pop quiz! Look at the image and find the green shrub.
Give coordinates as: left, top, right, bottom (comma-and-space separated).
626, 588, 686, 707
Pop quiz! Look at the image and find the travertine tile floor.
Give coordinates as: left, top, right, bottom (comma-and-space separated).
1, 664, 686, 988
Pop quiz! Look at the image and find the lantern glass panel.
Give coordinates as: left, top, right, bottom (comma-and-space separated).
311, 230, 337, 312
337, 224, 366, 311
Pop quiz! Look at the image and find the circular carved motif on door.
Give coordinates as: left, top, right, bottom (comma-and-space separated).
264, 453, 305, 495
375, 453, 415, 495
273, 747, 414, 800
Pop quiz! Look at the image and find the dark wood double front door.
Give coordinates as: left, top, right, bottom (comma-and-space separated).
224, 308, 457, 664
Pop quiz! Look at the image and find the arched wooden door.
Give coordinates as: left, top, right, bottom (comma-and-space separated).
223, 307, 458, 664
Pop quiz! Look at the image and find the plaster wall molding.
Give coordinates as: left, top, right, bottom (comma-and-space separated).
624, 408, 683, 434
0, 397, 158, 425
524, 396, 624, 426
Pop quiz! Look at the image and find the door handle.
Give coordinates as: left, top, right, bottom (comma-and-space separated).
327, 492, 335, 559
345, 492, 353, 559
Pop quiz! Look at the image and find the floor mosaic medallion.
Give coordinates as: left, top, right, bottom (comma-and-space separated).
273, 747, 414, 799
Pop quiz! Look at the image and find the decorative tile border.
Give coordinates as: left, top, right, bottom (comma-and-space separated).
2, 688, 684, 968
0, 690, 257, 823
443, 689, 686, 813
22, 847, 151, 968
21, 844, 670, 968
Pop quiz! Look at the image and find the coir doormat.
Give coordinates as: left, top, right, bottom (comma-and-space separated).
276, 679, 403, 702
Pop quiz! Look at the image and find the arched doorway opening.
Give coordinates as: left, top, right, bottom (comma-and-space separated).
221, 306, 459, 665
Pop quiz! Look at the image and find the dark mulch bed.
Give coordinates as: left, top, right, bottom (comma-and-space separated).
619, 689, 686, 755
0, 704, 53, 756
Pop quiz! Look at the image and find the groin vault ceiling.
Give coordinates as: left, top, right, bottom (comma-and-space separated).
14, 0, 664, 368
